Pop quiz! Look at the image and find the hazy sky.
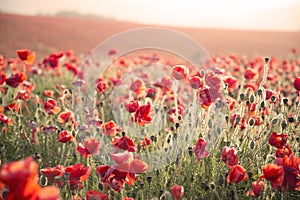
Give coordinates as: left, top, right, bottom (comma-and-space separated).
1, 0, 300, 31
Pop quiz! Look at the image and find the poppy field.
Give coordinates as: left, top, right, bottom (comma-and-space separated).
0, 46, 300, 200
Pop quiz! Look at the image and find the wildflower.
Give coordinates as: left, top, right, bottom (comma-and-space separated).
86, 190, 108, 200
58, 130, 73, 143
133, 104, 152, 126
244, 68, 256, 80
171, 184, 184, 200
294, 77, 300, 90
194, 138, 209, 162
5, 72, 27, 88
261, 164, 284, 188
44, 98, 61, 114
221, 146, 238, 167
246, 180, 264, 197
125, 100, 140, 113
189, 75, 203, 89
16, 49, 35, 65
112, 135, 136, 152
226, 165, 248, 183
101, 120, 117, 136
172, 65, 189, 80
76, 138, 101, 158
268, 132, 288, 149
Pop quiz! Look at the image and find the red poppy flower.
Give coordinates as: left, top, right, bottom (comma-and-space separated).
133, 104, 152, 126
58, 130, 73, 143
171, 184, 184, 200
76, 138, 102, 158
4, 102, 20, 112
96, 80, 108, 94
40, 165, 64, 185
189, 75, 203, 89
5, 72, 27, 88
275, 155, 300, 191
0, 113, 13, 126
265, 89, 273, 100
86, 190, 109, 200
198, 88, 212, 109
44, 98, 61, 114
0, 72, 6, 85
64, 164, 91, 187
227, 165, 248, 183
244, 68, 256, 79
261, 164, 284, 188
275, 144, 293, 158
112, 135, 136, 152
14, 90, 31, 101
43, 52, 64, 68
294, 77, 300, 90
16, 49, 36, 65
172, 65, 189, 80
123, 197, 134, 200
65, 62, 78, 75
194, 138, 209, 162
224, 75, 238, 92
101, 120, 117, 136
247, 180, 264, 197
130, 157, 149, 174
268, 132, 287, 149
57, 110, 74, 124
0, 157, 60, 199
125, 100, 140, 113
205, 72, 222, 102
221, 146, 238, 167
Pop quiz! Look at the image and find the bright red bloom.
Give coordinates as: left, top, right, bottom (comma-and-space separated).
4, 102, 20, 112
57, 110, 74, 124
58, 130, 73, 143
227, 165, 248, 183
122, 197, 134, 200
43, 52, 64, 68
0, 113, 13, 126
64, 163, 91, 190
294, 77, 300, 90
265, 89, 273, 100
189, 75, 203, 89
244, 68, 256, 79
275, 155, 300, 191
275, 144, 293, 158
268, 132, 287, 149
86, 190, 109, 200
16, 49, 35, 65
261, 164, 284, 188
14, 90, 31, 101
133, 104, 152, 126
205, 72, 222, 102
0, 157, 60, 200
247, 180, 264, 197
224, 76, 238, 92
221, 146, 238, 167
76, 138, 102, 158
5, 72, 27, 88
171, 184, 184, 200
40, 165, 64, 183
125, 100, 140, 113
194, 138, 209, 162
44, 98, 61, 114
96, 80, 108, 94
112, 135, 136, 152
0, 72, 6, 85
197, 88, 212, 109
101, 120, 117, 136
172, 65, 189, 80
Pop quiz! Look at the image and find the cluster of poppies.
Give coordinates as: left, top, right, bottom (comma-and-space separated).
0, 47, 299, 199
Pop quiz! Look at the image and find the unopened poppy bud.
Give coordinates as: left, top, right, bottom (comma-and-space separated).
249, 118, 255, 126
282, 98, 288, 105
249, 94, 255, 103
200, 69, 205, 77
265, 57, 270, 63
281, 120, 287, 130
271, 95, 276, 102
249, 140, 255, 149
260, 101, 265, 108
147, 176, 152, 184
188, 147, 193, 157
288, 116, 294, 123
271, 118, 278, 124
39, 175, 48, 186
209, 182, 216, 190
257, 89, 262, 95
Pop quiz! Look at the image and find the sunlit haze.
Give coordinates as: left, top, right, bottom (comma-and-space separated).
0, 0, 300, 31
